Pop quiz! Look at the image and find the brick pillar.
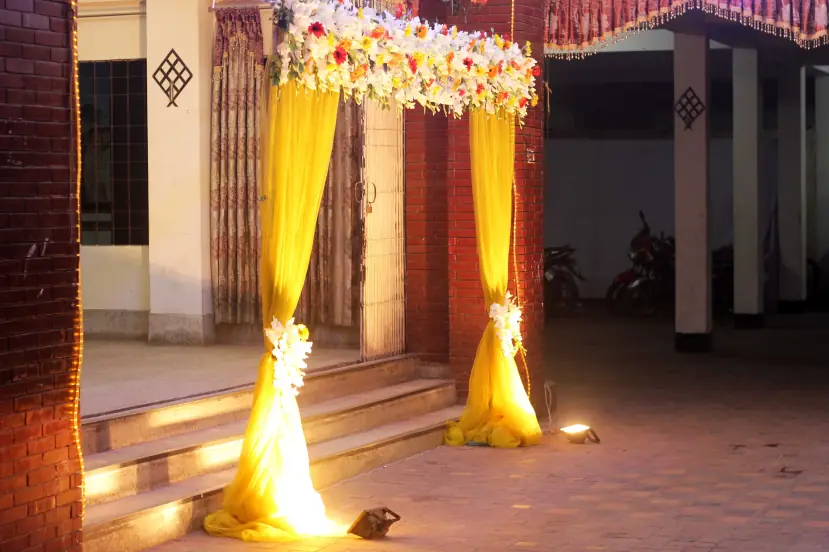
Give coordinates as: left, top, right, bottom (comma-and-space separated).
0, 1, 83, 551
443, 0, 546, 407
404, 0, 451, 363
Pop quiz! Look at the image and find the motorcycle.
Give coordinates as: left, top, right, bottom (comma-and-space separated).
606, 211, 675, 316
544, 245, 586, 317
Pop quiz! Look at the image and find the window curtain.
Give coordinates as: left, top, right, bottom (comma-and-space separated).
445, 110, 542, 449
296, 99, 363, 329
210, 9, 264, 325
204, 81, 341, 541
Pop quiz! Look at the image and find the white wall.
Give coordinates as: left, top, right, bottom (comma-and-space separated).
79, 0, 149, 321
544, 138, 780, 298
81, 246, 150, 310
78, 1, 146, 61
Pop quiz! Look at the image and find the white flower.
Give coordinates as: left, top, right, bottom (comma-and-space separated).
488, 291, 523, 359
265, 317, 313, 396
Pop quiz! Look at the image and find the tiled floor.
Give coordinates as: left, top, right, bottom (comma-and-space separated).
146, 382, 829, 552
143, 318, 829, 552
80, 340, 360, 418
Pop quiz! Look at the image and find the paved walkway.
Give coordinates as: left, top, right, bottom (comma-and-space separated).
148, 375, 829, 552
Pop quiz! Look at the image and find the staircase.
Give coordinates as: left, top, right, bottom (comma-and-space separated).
81, 355, 461, 552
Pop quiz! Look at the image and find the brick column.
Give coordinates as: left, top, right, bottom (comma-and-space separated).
0, 1, 83, 551
404, 0, 451, 363
443, 0, 546, 407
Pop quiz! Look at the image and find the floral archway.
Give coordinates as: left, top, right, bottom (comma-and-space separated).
203, 0, 543, 543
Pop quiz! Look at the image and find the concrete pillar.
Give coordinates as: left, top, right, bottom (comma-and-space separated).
777, 66, 808, 312
673, 26, 712, 352
814, 75, 829, 297
146, 0, 214, 343
732, 48, 764, 328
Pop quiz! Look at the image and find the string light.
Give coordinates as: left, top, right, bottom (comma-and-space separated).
508, 0, 531, 397
68, 0, 87, 525
543, 0, 829, 59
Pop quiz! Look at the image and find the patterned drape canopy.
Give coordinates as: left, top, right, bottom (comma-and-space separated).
543, 0, 829, 57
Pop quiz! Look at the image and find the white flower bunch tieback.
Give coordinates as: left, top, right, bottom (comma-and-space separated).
488, 291, 523, 359
265, 317, 313, 396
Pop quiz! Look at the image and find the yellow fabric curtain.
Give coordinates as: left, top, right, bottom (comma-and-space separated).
204, 81, 342, 541
445, 110, 543, 449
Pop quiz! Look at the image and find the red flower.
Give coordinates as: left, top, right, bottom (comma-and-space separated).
497, 61, 503, 74
463, 57, 474, 70
476, 83, 484, 94
519, 97, 528, 108
504, 33, 511, 42
308, 22, 325, 38
440, 25, 449, 36
394, 3, 404, 18
333, 46, 347, 65
408, 56, 418, 73
531, 65, 541, 77
459, 89, 466, 97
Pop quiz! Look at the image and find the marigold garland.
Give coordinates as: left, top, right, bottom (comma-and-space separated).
269, 0, 540, 121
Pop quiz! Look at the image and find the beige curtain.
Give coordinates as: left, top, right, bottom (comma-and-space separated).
296, 99, 362, 328
210, 9, 264, 325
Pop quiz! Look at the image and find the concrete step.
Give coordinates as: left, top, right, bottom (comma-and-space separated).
83, 406, 463, 552
84, 379, 456, 507
81, 354, 421, 455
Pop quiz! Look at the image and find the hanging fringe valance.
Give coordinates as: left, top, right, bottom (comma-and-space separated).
544, 0, 829, 58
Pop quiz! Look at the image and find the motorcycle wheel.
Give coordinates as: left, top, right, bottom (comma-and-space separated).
546, 277, 579, 317
605, 281, 629, 315
626, 279, 659, 317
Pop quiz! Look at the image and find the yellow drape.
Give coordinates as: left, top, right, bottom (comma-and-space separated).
204, 81, 342, 541
445, 110, 543, 449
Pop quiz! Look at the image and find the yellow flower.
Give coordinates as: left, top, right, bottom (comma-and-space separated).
524, 41, 532, 55
392, 76, 402, 88
327, 33, 336, 47
357, 7, 364, 18
531, 93, 539, 107
376, 52, 386, 64
451, 26, 458, 38
494, 34, 504, 48
327, 63, 337, 72
404, 25, 413, 37
297, 325, 310, 341
361, 36, 373, 50
413, 52, 425, 64
507, 96, 517, 107
475, 66, 486, 77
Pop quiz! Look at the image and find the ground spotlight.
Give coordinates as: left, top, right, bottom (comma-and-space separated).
347, 507, 400, 539
561, 424, 600, 444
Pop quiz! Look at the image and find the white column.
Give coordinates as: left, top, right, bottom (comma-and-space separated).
815, 75, 829, 296
673, 28, 712, 352
732, 48, 764, 328
777, 66, 808, 311
145, 0, 214, 343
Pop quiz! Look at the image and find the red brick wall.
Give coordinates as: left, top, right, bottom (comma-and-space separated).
0, 1, 83, 551
404, 0, 451, 363
405, 0, 546, 405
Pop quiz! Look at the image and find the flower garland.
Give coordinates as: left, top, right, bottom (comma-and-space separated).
488, 291, 523, 359
269, 0, 540, 120
265, 317, 313, 396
